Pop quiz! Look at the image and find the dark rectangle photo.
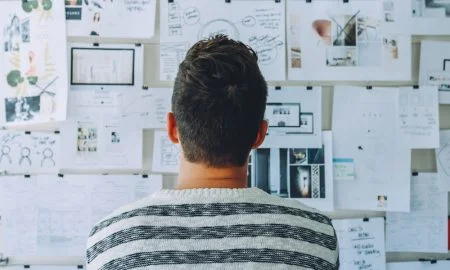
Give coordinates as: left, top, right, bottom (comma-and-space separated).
5, 96, 40, 123
290, 165, 311, 198
289, 148, 307, 165
307, 147, 325, 164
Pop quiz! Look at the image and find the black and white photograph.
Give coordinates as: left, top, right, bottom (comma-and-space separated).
290, 165, 312, 198
326, 47, 358, 66
289, 148, 307, 165
3, 14, 22, 52
5, 96, 40, 123
111, 131, 120, 144
265, 103, 300, 127
307, 147, 325, 164
77, 127, 98, 152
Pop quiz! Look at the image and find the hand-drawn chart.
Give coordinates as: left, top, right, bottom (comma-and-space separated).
65, 0, 157, 39
0, 0, 68, 125
160, 0, 286, 81
287, 0, 411, 81
0, 130, 60, 174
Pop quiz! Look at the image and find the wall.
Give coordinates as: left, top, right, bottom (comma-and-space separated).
3, 0, 450, 266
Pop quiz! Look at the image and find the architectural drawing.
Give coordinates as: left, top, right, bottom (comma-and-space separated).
287, 0, 411, 81
0, 0, 68, 125
261, 86, 322, 149
160, 0, 286, 81
65, 0, 157, 39
0, 130, 60, 174
69, 43, 144, 91
412, 0, 450, 34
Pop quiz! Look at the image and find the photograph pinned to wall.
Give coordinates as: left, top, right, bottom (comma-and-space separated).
65, 0, 156, 39
61, 115, 143, 170
152, 130, 181, 174
160, 0, 286, 81
333, 86, 411, 212
0, 130, 60, 174
118, 88, 173, 129
419, 41, 450, 104
287, 0, 411, 81
261, 86, 321, 149
412, 0, 450, 35
250, 132, 334, 212
0, 0, 69, 125
69, 43, 144, 91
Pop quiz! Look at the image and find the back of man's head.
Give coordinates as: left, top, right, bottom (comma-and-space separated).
172, 34, 267, 168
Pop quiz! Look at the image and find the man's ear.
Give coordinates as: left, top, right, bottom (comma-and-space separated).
167, 112, 179, 144
252, 120, 268, 149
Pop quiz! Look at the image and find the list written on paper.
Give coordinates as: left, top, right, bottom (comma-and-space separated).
333, 218, 386, 270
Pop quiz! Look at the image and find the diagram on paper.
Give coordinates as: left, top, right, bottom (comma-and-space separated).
152, 131, 180, 173
287, 0, 411, 81
160, 0, 286, 81
0, 0, 68, 125
0, 130, 60, 174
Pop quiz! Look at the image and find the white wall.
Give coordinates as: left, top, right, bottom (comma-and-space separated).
3, 0, 450, 266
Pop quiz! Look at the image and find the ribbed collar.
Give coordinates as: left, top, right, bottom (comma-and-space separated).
151, 188, 268, 199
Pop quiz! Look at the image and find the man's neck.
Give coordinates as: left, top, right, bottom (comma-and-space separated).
176, 158, 248, 189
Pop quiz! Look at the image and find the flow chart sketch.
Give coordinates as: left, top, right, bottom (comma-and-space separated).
287, 0, 411, 81
118, 88, 173, 129
437, 130, 450, 191
69, 43, 144, 91
412, 0, 450, 35
0, 130, 60, 174
261, 86, 321, 149
152, 130, 180, 174
0, 0, 69, 125
333, 86, 411, 212
419, 41, 450, 104
65, 0, 157, 39
160, 0, 286, 81
60, 115, 143, 170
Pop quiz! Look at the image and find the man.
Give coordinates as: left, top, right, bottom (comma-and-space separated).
86, 35, 339, 270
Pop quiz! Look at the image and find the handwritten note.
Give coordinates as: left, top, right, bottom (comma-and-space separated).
437, 130, 450, 191
398, 86, 439, 149
386, 173, 448, 253
332, 218, 386, 270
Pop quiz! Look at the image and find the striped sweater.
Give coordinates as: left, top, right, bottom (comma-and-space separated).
86, 188, 339, 270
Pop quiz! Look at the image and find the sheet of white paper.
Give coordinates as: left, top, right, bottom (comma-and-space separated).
287, 0, 411, 81
118, 88, 173, 129
152, 130, 180, 174
399, 86, 439, 149
386, 173, 448, 253
0, 130, 60, 174
61, 115, 143, 170
65, 0, 156, 39
252, 131, 334, 212
3, 267, 81, 270
36, 175, 90, 257
68, 90, 120, 116
68, 43, 144, 91
333, 86, 411, 212
436, 130, 450, 191
411, 0, 450, 35
0, 0, 69, 126
388, 261, 450, 270
0, 176, 38, 256
332, 217, 386, 270
261, 86, 322, 148
419, 41, 450, 104
160, 0, 286, 81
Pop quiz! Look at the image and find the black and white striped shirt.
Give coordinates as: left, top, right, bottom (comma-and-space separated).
86, 188, 339, 270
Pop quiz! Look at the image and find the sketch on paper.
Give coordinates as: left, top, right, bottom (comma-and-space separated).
0, 0, 68, 125
0, 130, 60, 173
419, 41, 450, 104
160, 0, 286, 81
160, 135, 180, 167
287, 0, 411, 81
65, 0, 156, 39
71, 48, 135, 85
152, 131, 180, 173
